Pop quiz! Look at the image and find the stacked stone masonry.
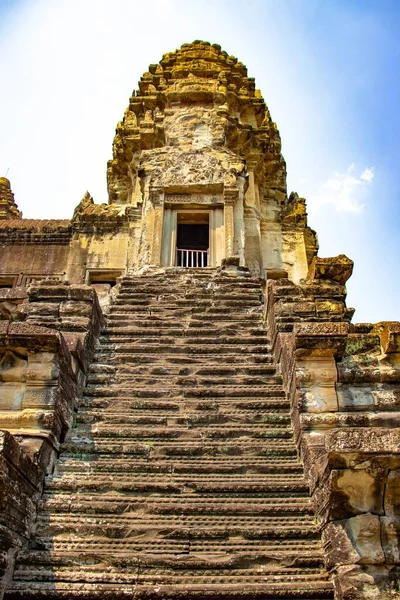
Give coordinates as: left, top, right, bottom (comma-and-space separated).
0, 41, 398, 599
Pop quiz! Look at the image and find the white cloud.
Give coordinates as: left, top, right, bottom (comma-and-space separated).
308, 165, 374, 214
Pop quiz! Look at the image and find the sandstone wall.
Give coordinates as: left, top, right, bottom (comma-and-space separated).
0, 281, 104, 598
266, 256, 400, 599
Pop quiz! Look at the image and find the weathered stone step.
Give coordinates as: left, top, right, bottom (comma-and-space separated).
40, 493, 314, 516
45, 482, 308, 498
48, 473, 305, 488
112, 298, 262, 309
100, 327, 268, 338
119, 279, 261, 289
28, 535, 323, 554
92, 353, 274, 366
83, 385, 285, 399
108, 307, 263, 319
106, 314, 263, 324
38, 506, 313, 521
9, 551, 328, 583
86, 373, 281, 388
7, 579, 333, 600
69, 424, 293, 443
60, 439, 297, 458
57, 456, 303, 474
75, 410, 290, 426
111, 295, 262, 304
97, 336, 269, 348
78, 397, 291, 411
94, 343, 271, 355
120, 280, 261, 288
88, 363, 278, 377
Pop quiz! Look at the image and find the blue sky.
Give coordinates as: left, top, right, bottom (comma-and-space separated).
0, 0, 399, 323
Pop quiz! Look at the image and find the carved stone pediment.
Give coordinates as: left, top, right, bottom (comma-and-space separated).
140, 146, 246, 192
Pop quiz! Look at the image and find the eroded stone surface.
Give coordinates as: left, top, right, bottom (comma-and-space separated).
5, 270, 334, 599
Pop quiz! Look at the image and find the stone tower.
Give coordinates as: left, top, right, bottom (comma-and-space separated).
0, 42, 398, 600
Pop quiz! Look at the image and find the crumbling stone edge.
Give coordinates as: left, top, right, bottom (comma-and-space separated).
265, 255, 400, 599
0, 281, 104, 598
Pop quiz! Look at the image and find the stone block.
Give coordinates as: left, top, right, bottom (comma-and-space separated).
264, 267, 288, 280
384, 470, 400, 517
381, 517, 400, 564
337, 386, 375, 411
336, 468, 386, 516
296, 357, 338, 413
26, 352, 58, 382
316, 299, 344, 317
332, 564, 382, 600
28, 284, 70, 301
344, 333, 381, 356
307, 254, 354, 285
324, 515, 384, 568
0, 351, 27, 383
294, 321, 349, 356
326, 428, 400, 455
0, 383, 25, 411
26, 302, 59, 318
59, 314, 90, 328
59, 300, 92, 318
22, 384, 58, 409
374, 321, 400, 354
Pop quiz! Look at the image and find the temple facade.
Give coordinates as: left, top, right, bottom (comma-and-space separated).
0, 41, 316, 290
0, 42, 398, 600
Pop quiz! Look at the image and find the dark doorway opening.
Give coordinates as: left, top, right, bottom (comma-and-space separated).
176, 216, 209, 267
177, 224, 209, 250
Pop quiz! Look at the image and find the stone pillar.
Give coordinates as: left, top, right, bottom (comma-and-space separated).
150, 187, 164, 266
223, 186, 237, 259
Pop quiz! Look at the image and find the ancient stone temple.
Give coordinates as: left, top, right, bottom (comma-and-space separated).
0, 41, 398, 600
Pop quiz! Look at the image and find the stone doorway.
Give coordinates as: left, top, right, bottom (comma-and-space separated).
161, 207, 224, 267
176, 212, 209, 267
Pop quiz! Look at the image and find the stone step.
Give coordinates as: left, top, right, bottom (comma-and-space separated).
68, 423, 294, 443
8, 578, 333, 600
109, 300, 262, 310
75, 410, 290, 426
92, 353, 275, 366
94, 344, 271, 355
88, 363, 278, 377
28, 537, 323, 555
100, 327, 268, 338
40, 493, 314, 515
106, 314, 263, 324
97, 336, 270, 347
78, 398, 292, 412
45, 474, 308, 494
110, 299, 263, 309
56, 456, 304, 474
116, 290, 262, 299
86, 371, 281, 385
35, 512, 315, 529
83, 384, 285, 398
60, 440, 297, 458
119, 279, 261, 289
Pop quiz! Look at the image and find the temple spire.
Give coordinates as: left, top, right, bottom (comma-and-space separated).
0, 177, 22, 219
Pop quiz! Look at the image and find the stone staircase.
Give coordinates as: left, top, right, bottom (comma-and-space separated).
6, 269, 334, 599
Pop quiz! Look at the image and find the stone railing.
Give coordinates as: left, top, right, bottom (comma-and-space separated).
0, 281, 104, 598
265, 255, 400, 599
